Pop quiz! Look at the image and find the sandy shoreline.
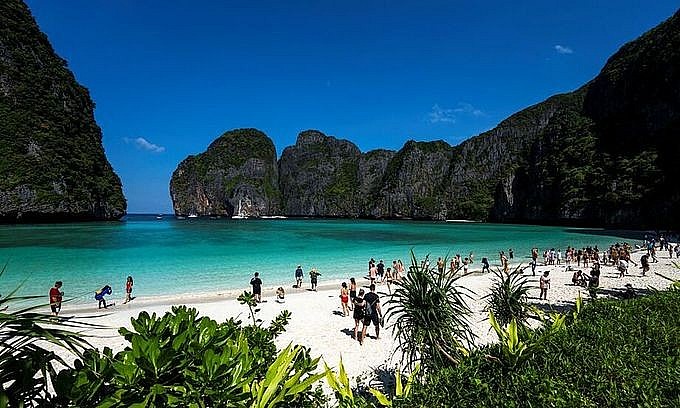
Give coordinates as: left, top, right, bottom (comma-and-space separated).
48, 247, 680, 381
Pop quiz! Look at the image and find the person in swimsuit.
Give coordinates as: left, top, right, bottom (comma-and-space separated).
352, 289, 366, 344
349, 278, 357, 311
340, 282, 350, 316
123, 276, 134, 304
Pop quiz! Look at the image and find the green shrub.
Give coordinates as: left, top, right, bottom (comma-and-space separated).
402, 290, 680, 407
52, 306, 326, 407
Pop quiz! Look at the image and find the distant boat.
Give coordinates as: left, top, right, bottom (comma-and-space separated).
445, 219, 479, 223
260, 215, 288, 219
155, 214, 163, 220
231, 199, 248, 220
188, 214, 199, 219
176, 216, 186, 220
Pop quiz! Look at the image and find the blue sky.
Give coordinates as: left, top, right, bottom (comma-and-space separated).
25, 0, 679, 213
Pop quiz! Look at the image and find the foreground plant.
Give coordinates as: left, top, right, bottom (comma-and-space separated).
386, 251, 475, 371
53, 306, 326, 407
369, 364, 420, 407
0, 264, 96, 407
484, 266, 532, 328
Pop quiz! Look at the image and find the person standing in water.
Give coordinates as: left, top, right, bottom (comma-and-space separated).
123, 276, 134, 304
49, 281, 64, 316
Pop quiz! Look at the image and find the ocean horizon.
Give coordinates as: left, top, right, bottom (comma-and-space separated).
0, 215, 640, 304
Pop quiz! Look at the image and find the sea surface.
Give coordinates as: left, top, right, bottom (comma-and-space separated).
0, 215, 639, 303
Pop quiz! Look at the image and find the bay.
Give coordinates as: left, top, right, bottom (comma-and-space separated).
0, 215, 638, 303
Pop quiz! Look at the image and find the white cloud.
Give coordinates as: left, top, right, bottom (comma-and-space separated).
554, 45, 573, 54
428, 104, 456, 124
428, 102, 484, 124
124, 137, 166, 153
453, 102, 485, 117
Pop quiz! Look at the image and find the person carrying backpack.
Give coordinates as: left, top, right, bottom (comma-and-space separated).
362, 284, 383, 342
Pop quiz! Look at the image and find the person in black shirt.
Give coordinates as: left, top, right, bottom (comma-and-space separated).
362, 284, 383, 341
250, 272, 263, 303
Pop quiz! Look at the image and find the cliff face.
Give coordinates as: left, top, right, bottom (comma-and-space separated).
169, 128, 280, 217
375, 141, 452, 219
489, 9, 680, 227
279, 130, 362, 216
0, 0, 126, 222
171, 9, 680, 227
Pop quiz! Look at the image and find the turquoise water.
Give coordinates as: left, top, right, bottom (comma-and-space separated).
0, 215, 638, 303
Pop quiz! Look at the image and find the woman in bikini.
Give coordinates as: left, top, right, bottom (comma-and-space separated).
340, 282, 350, 316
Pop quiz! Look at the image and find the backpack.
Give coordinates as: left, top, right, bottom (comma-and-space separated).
364, 300, 373, 318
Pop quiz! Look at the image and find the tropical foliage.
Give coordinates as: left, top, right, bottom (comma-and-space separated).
385, 252, 475, 371
0, 265, 96, 407
51, 306, 325, 407
484, 267, 532, 328
401, 288, 680, 407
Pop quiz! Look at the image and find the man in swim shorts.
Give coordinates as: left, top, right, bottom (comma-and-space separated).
362, 284, 383, 340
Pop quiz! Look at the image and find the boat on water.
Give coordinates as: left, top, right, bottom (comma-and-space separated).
176, 216, 186, 220
155, 215, 163, 220
260, 215, 288, 219
445, 219, 479, 223
188, 214, 199, 219
231, 199, 248, 219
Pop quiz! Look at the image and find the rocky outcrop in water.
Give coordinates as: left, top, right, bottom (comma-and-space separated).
0, 0, 126, 222
170, 128, 280, 217
171, 9, 680, 227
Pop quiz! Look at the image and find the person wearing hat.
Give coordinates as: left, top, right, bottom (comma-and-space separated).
310, 267, 321, 291
295, 265, 304, 288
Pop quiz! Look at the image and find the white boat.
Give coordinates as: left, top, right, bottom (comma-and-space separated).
155, 214, 163, 220
260, 215, 288, 219
188, 214, 198, 218
231, 199, 248, 219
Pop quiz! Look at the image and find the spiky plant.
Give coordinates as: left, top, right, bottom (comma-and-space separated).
484, 265, 532, 328
385, 251, 475, 371
0, 264, 96, 406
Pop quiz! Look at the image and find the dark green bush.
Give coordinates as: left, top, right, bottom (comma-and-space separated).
402, 290, 680, 407
52, 306, 326, 407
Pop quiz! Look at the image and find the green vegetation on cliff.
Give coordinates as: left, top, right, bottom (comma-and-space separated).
170, 128, 280, 216
0, 0, 126, 222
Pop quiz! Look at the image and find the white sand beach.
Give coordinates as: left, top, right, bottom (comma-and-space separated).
51, 247, 680, 381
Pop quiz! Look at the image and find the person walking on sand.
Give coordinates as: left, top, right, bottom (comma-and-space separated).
349, 277, 357, 310
250, 272, 263, 303
362, 284, 383, 341
369, 263, 377, 286
385, 267, 393, 293
123, 276, 134, 304
640, 254, 650, 276
49, 281, 64, 316
481, 257, 490, 273
437, 257, 445, 273
310, 268, 321, 291
340, 282, 350, 316
353, 289, 366, 344
295, 265, 304, 288
539, 271, 550, 300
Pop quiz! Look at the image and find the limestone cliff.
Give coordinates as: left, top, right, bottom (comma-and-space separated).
170, 9, 680, 227
0, 0, 126, 222
279, 130, 362, 217
169, 128, 280, 217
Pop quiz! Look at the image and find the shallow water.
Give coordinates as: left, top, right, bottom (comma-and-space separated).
0, 215, 638, 303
